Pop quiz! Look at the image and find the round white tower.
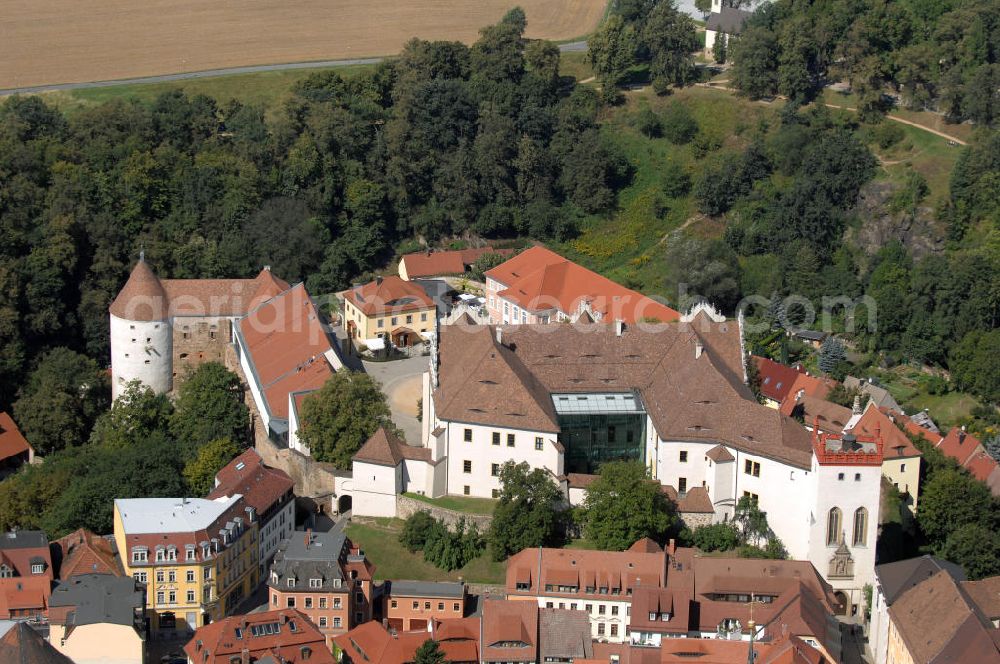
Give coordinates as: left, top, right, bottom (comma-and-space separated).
109, 255, 173, 400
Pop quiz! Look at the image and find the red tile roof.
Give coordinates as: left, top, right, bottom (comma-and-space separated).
0, 531, 53, 580
54, 529, 122, 579
352, 427, 433, 467
485, 246, 680, 324
754, 357, 805, 404
506, 545, 667, 601
207, 448, 294, 516
778, 374, 838, 416
111, 260, 290, 321
964, 451, 1000, 488
237, 283, 336, 420
628, 538, 663, 554
482, 599, 538, 663
334, 619, 478, 663
885, 408, 942, 445
937, 427, 985, 467
400, 247, 515, 279
185, 609, 333, 664
344, 276, 435, 317
847, 404, 922, 460
0, 412, 32, 463
0, 576, 51, 619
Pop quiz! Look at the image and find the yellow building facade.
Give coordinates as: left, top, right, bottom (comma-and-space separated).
114, 496, 259, 635
342, 276, 436, 344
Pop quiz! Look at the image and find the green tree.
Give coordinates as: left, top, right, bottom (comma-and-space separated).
170, 362, 249, 453
298, 372, 398, 467
12, 348, 110, 455
733, 495, 772, 547
582, 461, 675, 550
940, 523, 1000, 580
818, 337, 846, 375
414, 639, 447, 664
918, 468, 996, 544
399, 511, 438, 552
949, 330, 1000, 402
691, 522, 741, 551
89, 380, 173, 449
660, 102, 699, 144
731, 28, 780, 99
642, 3, 699, 93
488, 461, 565, 560
712, 33, 728, 65
588, 15, 638, 100
183, 437, 242, 496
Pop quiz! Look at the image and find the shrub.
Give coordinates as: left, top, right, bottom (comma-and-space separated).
661, 102, 699, 145
661, 161, 692, 197
691, 523, 740, 551
636, 106, 662, 137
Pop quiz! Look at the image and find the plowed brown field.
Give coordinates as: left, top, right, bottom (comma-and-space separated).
0, 0, 605, 89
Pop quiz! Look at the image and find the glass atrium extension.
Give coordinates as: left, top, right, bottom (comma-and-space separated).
553, 392, 647, 474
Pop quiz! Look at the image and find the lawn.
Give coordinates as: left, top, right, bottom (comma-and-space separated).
40, 64, 376, 118
868, 367, 981, 429
403, 492, 496, 515
560, 51, 595, 82
345, 519, 506, 584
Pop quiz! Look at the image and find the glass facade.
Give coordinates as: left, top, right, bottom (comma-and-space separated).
558, 413, 646, 474
553, 393, 646, 474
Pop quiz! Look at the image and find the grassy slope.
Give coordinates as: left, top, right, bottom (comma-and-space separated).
39, 64, 375, 117
403, 492, 496, 515
346, 519, 505, 584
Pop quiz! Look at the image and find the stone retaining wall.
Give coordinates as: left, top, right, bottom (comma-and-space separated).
679, 512, 714, 530
396, 494, 494, 531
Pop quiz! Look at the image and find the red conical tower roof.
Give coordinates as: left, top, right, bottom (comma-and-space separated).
109, 256, 168, 321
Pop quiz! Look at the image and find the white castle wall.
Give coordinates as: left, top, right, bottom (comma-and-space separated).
110, 313, 173, 399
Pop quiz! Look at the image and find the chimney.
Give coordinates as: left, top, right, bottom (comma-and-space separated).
667, 539, 676, 556
695, 340, 704, 359
797, 388, 805, 400
959, 425, 966, 444
264, 265, 271, 272
496, 327, 502, 345
852, 394, 862, 415
375, 275, 383, 285
615, 319, 625, 337
304, 529, 311, 548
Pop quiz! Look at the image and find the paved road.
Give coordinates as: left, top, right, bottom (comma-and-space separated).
363, 355, 428, 445
0, 42, 587, 97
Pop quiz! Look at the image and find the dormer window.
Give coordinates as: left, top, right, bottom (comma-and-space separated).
309, 578, 322, 588
132, 549, 148, 563
287, 578, 295, 588
30, 563, 44, 575
0, 565, 11, 579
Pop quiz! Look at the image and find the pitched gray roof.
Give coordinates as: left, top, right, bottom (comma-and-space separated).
539, 609, 593, 660
386, 580, 465, 599
49, 574, 144, 627
269, 530, 348, 592
706, 7, 753, 34
0, 530, 48, 550
876, 555, 966, 605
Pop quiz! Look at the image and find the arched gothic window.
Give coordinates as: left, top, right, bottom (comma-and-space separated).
853, 507, 868, 546
827, 507, 842, 546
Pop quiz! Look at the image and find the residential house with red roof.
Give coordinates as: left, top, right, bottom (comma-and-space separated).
109, 256, 291, 400
343, 275, 437, 348
54, 529, 122, 579
0, 530, 54, 621
582, 634, 829, 664
184, 608, 334, 664
484, 246, 679, 326
267, 529, 374, 648
504, 540, 841, 659
398, 247, 514, 281
0, 412, 33, 478
935, 427, 1000, 497
335, 599, 591, 664
209, 448, 295, 575
754, 357, 806, 408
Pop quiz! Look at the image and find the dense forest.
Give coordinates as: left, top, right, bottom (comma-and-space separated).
0, 8, 629, 408
729, 0, 1000, 124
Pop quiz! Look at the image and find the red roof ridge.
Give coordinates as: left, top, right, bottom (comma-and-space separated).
109, 258, 168, 321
